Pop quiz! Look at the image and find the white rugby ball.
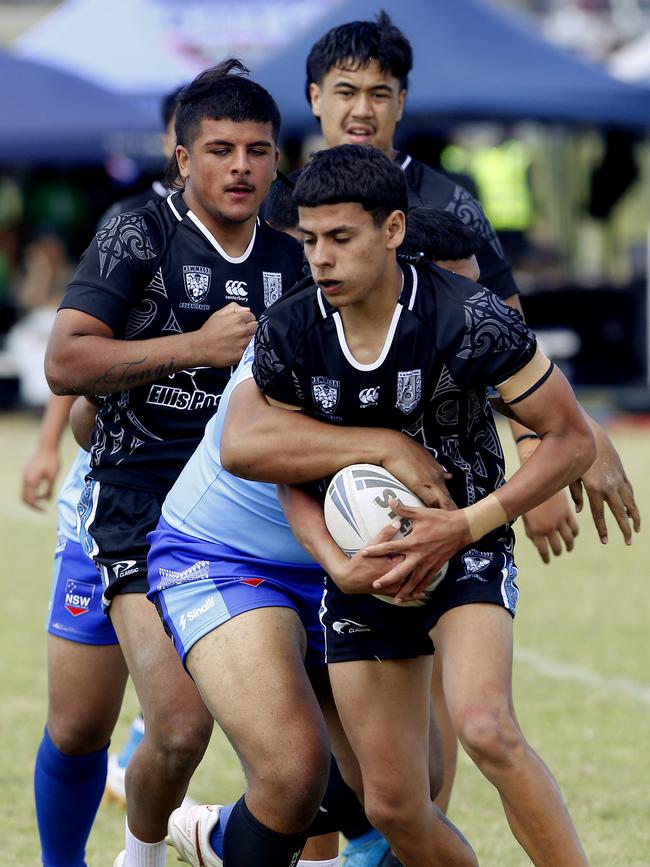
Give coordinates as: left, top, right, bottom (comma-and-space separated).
324, 463, 448, 607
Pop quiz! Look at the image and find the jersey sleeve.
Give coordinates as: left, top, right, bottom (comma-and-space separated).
438, 285, 537, 391
252, 310, 303, 407
59, 212, 160, 335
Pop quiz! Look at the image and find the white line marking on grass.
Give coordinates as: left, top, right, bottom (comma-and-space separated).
515, 646, 650, 709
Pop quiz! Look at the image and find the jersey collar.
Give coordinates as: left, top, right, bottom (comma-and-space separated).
315, 262, 417, 319
394, 152, 412, 171
166, 191, 259, 264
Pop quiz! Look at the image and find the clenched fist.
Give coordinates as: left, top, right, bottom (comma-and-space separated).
194, 303, 257, 368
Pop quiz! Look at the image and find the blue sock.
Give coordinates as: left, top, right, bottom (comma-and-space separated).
208, 802, 236, 858
34, 727, 108, 867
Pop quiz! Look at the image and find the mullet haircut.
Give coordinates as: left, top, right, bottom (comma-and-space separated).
401, 208, 480, 262
160, 84, 186, 129
166, 58, 281, 189
305, 10, 413, 101
293, 145, 408, 226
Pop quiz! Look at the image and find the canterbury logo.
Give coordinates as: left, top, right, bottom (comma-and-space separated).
225, 280, 248, 298
359, 387, 380, 406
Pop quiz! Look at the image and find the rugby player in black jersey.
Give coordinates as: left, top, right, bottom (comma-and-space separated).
44, 60, 308, 867
233, 145, 594, 866
304, 11, 639, 562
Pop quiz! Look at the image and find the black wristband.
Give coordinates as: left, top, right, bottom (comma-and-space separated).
515, 433, 541, 444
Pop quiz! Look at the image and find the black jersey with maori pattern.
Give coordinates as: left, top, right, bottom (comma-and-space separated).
60, 192, 304, 492
253, 261, 535, 514
397, 153, 518, 302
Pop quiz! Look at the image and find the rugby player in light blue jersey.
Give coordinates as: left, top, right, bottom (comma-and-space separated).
23, 396, 130, 867
147, 341, 441, 867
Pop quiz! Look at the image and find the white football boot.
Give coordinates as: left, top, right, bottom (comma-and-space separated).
167, 803, 223, 866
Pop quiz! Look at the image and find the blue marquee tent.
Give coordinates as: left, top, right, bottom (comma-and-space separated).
253, 0, 650, 134
0, 51, 158, 164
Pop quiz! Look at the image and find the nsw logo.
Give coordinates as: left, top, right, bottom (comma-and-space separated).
225, 280, 248, 301
312, 376, 340, 414
64, 579, 94, 617
183, 265, 212, 305
396, 369, 422, 414
359, 386, 380, 407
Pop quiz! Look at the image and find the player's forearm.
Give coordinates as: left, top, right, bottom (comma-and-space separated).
221, 392, 397, 483
494, 430, 593, 522
277, 485, 345, 575
46, 332, 202, 396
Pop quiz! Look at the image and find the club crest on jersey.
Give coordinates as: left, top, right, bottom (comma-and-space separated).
64, 579, 94, 616
396, 369, 422, 414
262, 271, 282, 307
312, 376, 340, 414
183, 265, 211, 304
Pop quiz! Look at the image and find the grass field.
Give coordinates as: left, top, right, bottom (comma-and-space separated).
1, 410, 649, 866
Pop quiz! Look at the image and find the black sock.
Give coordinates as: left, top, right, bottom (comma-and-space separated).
306, 755, 373, 839
222, 795, 306, 867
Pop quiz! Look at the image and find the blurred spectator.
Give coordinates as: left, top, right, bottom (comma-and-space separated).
0, 175, 24, 335
5, 229, 73, 409
442, 131, 535, 265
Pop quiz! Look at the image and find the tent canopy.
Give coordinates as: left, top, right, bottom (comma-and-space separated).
253, 0, 650, 134
0, 51, 159, 164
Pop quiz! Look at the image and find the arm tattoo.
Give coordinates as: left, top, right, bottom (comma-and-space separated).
92, 357, 176, 393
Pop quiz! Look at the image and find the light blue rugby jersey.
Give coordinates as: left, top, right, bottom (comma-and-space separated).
56, 448, 91, 541
161, 345, 314, 565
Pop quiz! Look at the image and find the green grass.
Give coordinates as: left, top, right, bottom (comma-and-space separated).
1, 412, 649, 866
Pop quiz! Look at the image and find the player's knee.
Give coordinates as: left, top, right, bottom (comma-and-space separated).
47, 713, 112, 755
247, 743, 330, 831
146, 715, 212, 774
456, 708, 523, 769
363, 783, 419, 838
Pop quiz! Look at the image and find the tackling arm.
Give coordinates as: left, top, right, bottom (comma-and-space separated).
220, 378, 454, 509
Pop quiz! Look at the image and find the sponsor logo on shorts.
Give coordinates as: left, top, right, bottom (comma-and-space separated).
64, 579, 94, 616
179, 596, 215, 631
458, 549, 494, 583
331, 619, 371, 635
111, 559, 139, 579
157, 560, 210, 591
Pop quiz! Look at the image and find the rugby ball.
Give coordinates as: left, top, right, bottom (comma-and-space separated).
324, 463, 448, 607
